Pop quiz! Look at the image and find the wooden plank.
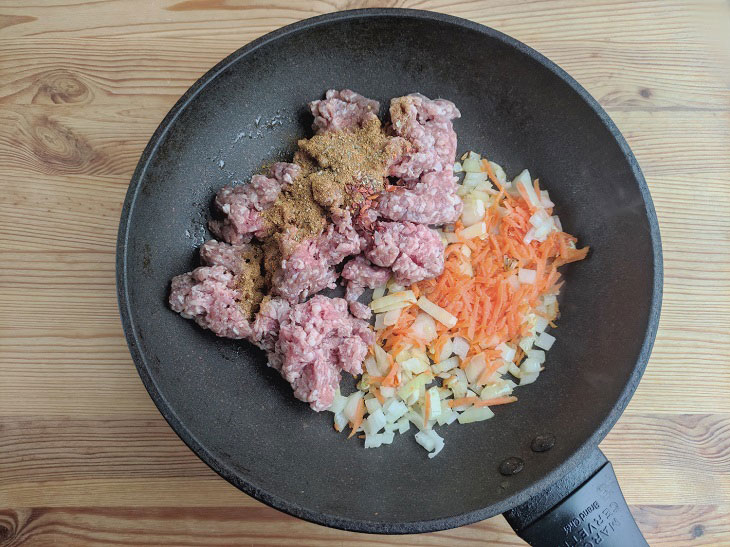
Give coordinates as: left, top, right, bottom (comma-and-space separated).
1, 414, 727, 505
0, 506, 727, 546
1, 1, 729, 545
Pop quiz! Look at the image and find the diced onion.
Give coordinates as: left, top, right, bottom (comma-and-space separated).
410, 312, 438, 343
364, 408, 386, 435
535, 331, 556, 350
443, 232, 460, 243
480, 381, 513, 400
438, 338, 454, 361
334, 412, 348, 431
417, 296, 458, 328
497, 343, 516, 363
527, 349, 546, 363
374, 313, 385, 330
489, 161, 507, 183
518, 335, 535, 352
462, 156, 482, 172
398, 372, 433, 402
365, 397, 381, 414
328, 390, 347, 414
519, 372, 539, 386
343, 392, 364, 422
453, 161, 463, 173
520, 358, 542, 374
463, 171, 488, 185
460, 221, 487, 240
534, 316, 549, 333
372, 286, 386, 300
458, 406, 495, 424
426, 387, 441, 419
518, 268, 537, 284
462, 198, 486, 227
383, 398, 408, 422
432, 355, 459, 374
383, 308, 401, 326
380, 386, 396, 398
529, 209, 551, 228
402, 357, 429, 374
508, 361, 521, 379
452, 337, 470, 359
364, 355, 380, 377
397, 416, 410, 433
373, 344, 390, 375
370, 290, 416, 311
464, 353, 487, 384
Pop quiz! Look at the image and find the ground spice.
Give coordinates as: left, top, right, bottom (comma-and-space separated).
235, 245, 265, 319
236, 115, 403, 314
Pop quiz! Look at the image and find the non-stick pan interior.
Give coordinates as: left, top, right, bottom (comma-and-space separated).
118, 10, 660, 533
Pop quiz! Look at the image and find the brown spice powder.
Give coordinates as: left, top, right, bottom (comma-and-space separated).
235, 245, 265, 319
235, 115, 401, 314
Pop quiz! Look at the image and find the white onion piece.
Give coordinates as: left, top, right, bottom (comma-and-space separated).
364, 355, 380, 377
526, 349, 546, 363
380, 386, 396, 398
417, 296, 458, 328
489, 161, 507, 184
460, 221, 487, 240
438, 338, 454, 361
365, 397, 381, 414
372, 286, 386, 300
497, 343, 516, 363
534, 316, 549, 333
519, 372, 539, 386
458, 406, 495, 424
374, 313, 385, 330
426, 387, 441, 419
383, 308, 401, 327
364, 408, 386, 435
334, 412, 348, 431
520, 358, 542, 374
462, 197, 486, 227
463, 171, 488, 185
453, 161, 463, 173
535, 331, 556, 350
343, 392, 364, 422
462, 156, 482, 172
432, 355, 459, 374
480, 381, 513, 400
410, 312, 438, 343
519, 269, 537, 284
465, 353, 487, 384
452, 337, 470, 359
328, 390, 347, 414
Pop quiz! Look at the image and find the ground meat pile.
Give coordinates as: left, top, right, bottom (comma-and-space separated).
169, 89, 461, 410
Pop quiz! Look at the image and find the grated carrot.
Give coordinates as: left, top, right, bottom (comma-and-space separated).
347, 398, 365, 439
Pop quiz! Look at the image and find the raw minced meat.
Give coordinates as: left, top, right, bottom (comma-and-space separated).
375, 168, 462, 225
309, 89, 380, 134
209, 162, 300, 244
273, 295, 375, 410
364, 221, 445, 285
169, 89, 464, 413
272, 210, 363, 303
199, 239, 250, 274
388, 94, 460, 180
342, 256, 392, 289
251, 297, 291, 368
169, 266, 253, 339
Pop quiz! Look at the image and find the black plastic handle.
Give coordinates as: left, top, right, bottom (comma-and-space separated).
504, 449, 647, 546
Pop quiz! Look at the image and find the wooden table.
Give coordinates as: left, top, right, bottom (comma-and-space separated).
1, 1, 729, 545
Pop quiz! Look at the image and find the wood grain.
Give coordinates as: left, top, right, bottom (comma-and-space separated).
1, 0, 729, 545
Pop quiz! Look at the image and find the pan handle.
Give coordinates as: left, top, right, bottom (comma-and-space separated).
503, 449, 647, 546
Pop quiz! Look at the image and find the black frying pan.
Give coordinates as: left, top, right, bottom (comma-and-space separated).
117, 9, 661, 545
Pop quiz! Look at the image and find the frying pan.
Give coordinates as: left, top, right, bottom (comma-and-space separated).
116, 9, 662, 545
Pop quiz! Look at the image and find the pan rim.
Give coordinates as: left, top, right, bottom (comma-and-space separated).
116, 7, 663, 534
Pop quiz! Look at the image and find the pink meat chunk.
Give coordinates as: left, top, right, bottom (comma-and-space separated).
309, 89, 380, 134
251, 297, 291, 369
388, 94, 460, 180
341, 255, 390, 318
375, 168, 463, 225
273, 295, 375, 411
209, 162, 300, 244
199, 239, 249, 273
169, 266, 253, 339
364, 221, 445, 285
272, 210, 364, 303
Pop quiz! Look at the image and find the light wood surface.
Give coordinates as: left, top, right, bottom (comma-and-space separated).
1, 0, 729, 545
